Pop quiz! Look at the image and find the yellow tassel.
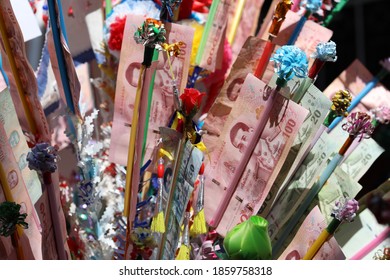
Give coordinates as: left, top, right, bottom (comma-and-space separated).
190, 209, 207, 236
150, 211, 165, 233
175, 244, 190, 260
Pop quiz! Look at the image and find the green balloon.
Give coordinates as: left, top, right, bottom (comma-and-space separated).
223, 216, 272, 260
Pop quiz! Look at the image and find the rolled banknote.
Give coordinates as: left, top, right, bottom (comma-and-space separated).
278, 206, 345, 260
109, 14, 194, 166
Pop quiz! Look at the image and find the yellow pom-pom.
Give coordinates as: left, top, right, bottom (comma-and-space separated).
190, 209, 207, 236
150, 211, 165, 233
175, 244, 191, 260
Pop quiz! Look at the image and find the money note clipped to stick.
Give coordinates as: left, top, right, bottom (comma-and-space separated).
318, 166, 362, 224
258, 75, 332, 217
266, 132, 338, 241
203, 73, 308, 231
278, 206, 345, 260
109, 14, 194, 166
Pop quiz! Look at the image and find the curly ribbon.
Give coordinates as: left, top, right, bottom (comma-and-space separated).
0, 202, 28, 237
342, 112, 375, 141
311, 41, 337, 62
134, 18, 166, 48
331, 90, 352, 116
26, 142, 58, 173
301, 0, 323, 13
270, 45, 308, 85
331, 198, 359, 223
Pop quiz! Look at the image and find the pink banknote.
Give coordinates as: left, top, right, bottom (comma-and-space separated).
278, 206, 345, 260
203, 73, 308, 233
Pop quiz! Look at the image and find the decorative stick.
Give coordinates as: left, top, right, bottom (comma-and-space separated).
322, 0, 350, 27
287, 0, 323, 45
187, 0, 220, 88
303, 198, 359, 260
327, 58, 390, 132
272, 112, 374, 257
123, 19, 166, 220
26, 143, 67, 260
350, 227, 390, 260
254, 0, 292, 79
227, 0, 246, 45
292, 40, 337, 103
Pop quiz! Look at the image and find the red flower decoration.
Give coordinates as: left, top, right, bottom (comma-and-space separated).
180, 88, 205, 116
108, 16, 127, 51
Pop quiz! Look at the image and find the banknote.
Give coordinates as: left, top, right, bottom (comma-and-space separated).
202, 36, 270, 145
340, 137, 384, 182
109, 14, 194, 166
197, 0, 231, 72
334, 208, 390, 259
161, 140, 204, 260
257, 75, 332, 216
278, 206, 345, 260
203, 73, 308, 231
226, 0, 264, 62
325, 116, 385, 182
0, 88, 42, 205
0, 0, 51, 142
266, 132, 338, 241
0, 120, 42, 260
323, 59, 390, 113
215, 82, 308, 236
318, 167, 362, 224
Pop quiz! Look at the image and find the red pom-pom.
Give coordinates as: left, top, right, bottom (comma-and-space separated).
108, 16, 127, 51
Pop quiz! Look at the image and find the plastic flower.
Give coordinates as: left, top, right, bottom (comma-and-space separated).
331, 198, 359, 222
342, 112, 374, 141
271, 45, 308, 81
134, 18, 166, 48
311, 41, 337, 62
108, 16, 127, 51
301, 0, 323, 13
331, 89, 352, 116
0, 202, 28, 237
180, 88, 205, 116
26, 142, 58, 173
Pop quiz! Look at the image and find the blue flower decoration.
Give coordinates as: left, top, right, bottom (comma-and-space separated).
311, 41, 337, 62
271, 45, 308, 82
301, 0, 323, 13
26, 142, 58, 173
